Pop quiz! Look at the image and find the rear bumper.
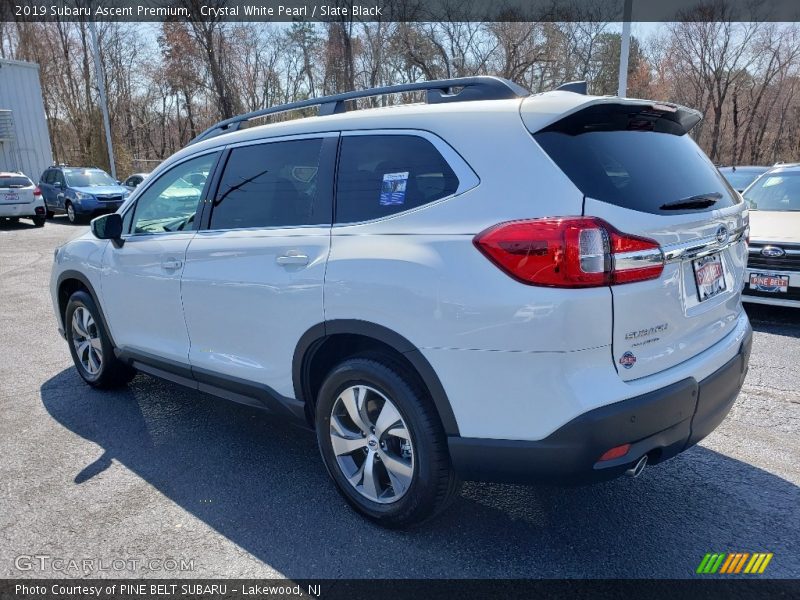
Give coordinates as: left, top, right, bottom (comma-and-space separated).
0, 202, 44, 217
448, 327, 752, 485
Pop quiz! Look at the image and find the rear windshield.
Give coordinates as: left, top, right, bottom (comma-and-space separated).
0, 176, 32, 188
534, 109, 740, 215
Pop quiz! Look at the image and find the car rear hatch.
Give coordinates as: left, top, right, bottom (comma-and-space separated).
523, 96, 747, 381
0, 175, 35, 205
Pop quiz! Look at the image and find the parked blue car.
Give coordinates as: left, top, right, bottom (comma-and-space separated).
39, 166, 129, 224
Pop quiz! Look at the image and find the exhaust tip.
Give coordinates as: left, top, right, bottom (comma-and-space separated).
625, 455, 648, 478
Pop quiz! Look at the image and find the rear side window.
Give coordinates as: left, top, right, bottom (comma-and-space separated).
0, 176, 31, 188
336, 135, 459, 223
534, 106, 739, 215
210, 138, 325, 230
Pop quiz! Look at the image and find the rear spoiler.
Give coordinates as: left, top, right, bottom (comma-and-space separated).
521, 96, 702, 136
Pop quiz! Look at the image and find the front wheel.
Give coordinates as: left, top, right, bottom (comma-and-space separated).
66, 202, 81, 224
316, 357, 460, 528
65, 291, 136, 388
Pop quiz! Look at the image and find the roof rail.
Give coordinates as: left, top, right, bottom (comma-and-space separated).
189, 76, 530, 145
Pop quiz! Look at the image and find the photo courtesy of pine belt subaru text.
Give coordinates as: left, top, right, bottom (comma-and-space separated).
50, 77, 753, 527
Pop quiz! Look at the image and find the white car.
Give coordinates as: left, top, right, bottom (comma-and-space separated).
0, 172, 46, 226
740, 164, 800, 308
50, 77, 752, 527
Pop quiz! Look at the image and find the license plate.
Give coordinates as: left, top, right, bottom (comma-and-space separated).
2, 192, 19, 203
750, 272, 789, 293
692, 253, 727, 302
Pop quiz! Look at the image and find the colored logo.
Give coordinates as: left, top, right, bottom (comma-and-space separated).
619, 351, 636, 369
696, 552, 773, 574
761, 245, 785, 258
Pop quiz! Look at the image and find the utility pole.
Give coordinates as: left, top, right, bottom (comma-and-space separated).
88, 18, 116, 180
617, 0, 633, 97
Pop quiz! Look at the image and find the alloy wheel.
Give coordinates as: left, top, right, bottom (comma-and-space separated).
67, 203, 76, 223
71, 306, 103, 375
329, 385, 414, 504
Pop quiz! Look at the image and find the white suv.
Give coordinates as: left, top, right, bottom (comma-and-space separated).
0, 172, 46, 226
51, 77, 753, 527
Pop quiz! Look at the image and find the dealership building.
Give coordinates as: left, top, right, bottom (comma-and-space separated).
0, 58, 53, 182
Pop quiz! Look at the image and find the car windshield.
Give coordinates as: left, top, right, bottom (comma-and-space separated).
721, 169, 766, 191
743, 171, 800, 211
64, 169, 116, 188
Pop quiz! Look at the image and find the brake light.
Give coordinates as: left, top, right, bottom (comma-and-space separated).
473, 217, 664, 288
33, 186, 42, 197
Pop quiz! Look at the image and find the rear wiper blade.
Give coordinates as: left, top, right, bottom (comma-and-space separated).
660, 193, 722, 211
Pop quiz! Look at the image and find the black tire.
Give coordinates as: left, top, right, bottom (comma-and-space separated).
66, 201, 83, 224
7, 217, 19, 223
32, 215, 46, 227
64, 290, 136, 389
316, 356, 460, 528
46, 210, 55, 219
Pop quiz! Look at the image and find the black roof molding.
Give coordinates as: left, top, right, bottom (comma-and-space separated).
189, 76, 530, 145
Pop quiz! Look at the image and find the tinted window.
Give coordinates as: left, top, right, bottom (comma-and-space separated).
41, 170, 53, 184
0, 176, 32, 188
53, 171, 65, 186
336, 135, 459, 223
743, 171, 800, 212
534, 109, 739, 215
131, 152, 217, 234
210, 139, 325, 230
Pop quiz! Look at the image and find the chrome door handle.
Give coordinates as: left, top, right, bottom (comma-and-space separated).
161, 258, 183, 270
276, 252, 309, 266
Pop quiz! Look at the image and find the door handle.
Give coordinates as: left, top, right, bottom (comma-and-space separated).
161, 258, 183, 270
276, 252, 309, 266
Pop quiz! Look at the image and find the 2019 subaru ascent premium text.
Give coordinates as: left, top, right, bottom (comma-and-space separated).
51, 78, 752, 527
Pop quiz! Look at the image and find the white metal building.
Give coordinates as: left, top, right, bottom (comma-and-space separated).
0, 58, 53, 182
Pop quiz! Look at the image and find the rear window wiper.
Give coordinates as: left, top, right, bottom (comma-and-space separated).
660, 192, 722, 211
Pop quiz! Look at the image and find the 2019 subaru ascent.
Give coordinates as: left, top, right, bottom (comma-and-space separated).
51, 77, 752, 527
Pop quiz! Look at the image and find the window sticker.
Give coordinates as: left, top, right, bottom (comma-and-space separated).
380, 171, 409, 206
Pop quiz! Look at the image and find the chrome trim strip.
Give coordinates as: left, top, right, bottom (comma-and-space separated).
613, 248, 664, 271
746, 267, 799, 278
662, 225, 746, 264
748, 246, 800, 255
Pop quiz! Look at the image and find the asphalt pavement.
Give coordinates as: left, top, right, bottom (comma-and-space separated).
1, 217, 798, 579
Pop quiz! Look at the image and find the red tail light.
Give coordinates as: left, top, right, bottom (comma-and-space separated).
33, 186, 42, 197
473, 217, 664, 288
598, 443, 631, 462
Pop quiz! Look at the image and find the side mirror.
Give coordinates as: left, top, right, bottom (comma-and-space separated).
91, 213, 123, 245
